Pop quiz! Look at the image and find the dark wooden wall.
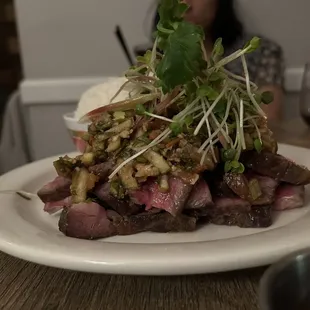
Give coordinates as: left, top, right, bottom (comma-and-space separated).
0, 0, 21, 96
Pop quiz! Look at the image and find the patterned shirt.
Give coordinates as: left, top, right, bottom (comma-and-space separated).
225, 34, 285, 88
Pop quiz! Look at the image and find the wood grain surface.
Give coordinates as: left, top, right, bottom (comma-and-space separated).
0, 118, 309, 310
0, 252, 264, 310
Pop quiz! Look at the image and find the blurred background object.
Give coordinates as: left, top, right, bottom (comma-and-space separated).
0, 0, 29, 174
0, 0, 309, 169
300, 63, 310, 126
0, 0, 22, 127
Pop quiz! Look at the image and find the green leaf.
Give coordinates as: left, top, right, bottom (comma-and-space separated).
230, 160, 240, 169
170, 122, 183, 136
185, 81, 197, 95
254, 139, 263, 153
158, 0, 188, 32
222, 149, 236, 161
235, 163, 245, 174
197, 85, 219, 101
157, 23, 174, 35
135, 104, 146, 116
209, 71, 225, 82
158, 0, 179, 26
136, 50, 152, 64
224, 161, 232, 173
244, 37, 261, 53
156, 21, 204, 93
213, 38, 224, 57
254, 92, 262, 104
213, 99, 226, 114
174, 3, 189, 19
261, 91, 274, 105
184, 115, 194, 127
225, 161, 245, 174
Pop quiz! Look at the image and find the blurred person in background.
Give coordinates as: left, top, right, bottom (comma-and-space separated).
152, 0, 285, 121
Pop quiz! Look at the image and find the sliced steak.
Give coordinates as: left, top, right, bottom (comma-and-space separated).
130, 177, 193, 216
186, 197, 252, 220
184, 207, 211, 219
210, 205, 272, 228
242, 151, 310, 185
94, 183, 140, 216
213, 197, 251, 214
59, 203, 196, 240
89, 161, 113, 181
59, 202, 116, 239
224, 173, 252, 201
251, 175, 279, 205
112, 212, 196, 235
44, 196, 72, 214
273, 185, 305, 211
185, 179, 213, 209
37, 176, 71, 203
208, 174, 235, 198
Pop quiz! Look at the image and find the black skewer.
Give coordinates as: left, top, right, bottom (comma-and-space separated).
115, 25, 134, 66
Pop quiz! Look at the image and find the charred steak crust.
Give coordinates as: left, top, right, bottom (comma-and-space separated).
111, 213, 197, 235
59, 203, 117, 239
59, 203, 197, 240
242, 151, 310, 185
210, 205, 272, 228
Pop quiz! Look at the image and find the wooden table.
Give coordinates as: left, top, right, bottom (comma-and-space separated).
1, 118, 310, 310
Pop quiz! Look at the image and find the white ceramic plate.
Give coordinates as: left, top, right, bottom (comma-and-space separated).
0, 144, 310, 276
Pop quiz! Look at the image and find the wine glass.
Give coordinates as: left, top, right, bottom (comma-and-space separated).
300, 63, 310, 126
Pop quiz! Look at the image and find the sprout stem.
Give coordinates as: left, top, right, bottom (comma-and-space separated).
194, 83, 228, 136
241, 54, 266, 117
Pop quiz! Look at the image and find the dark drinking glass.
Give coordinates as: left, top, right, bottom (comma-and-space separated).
300, 63, 310, 125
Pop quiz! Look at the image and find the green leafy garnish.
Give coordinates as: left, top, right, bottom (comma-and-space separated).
135, 104, 146, 116
212, 99, 227, 114
184, 115, 194, 127
254, 92, 262, 104
224, 160, 245, 174
235, 163, 245, 174
244, 37, 261, 53
197, 85, 219, 100
185, 81, 197, 94
224, 161, 232, 173
157, 0, 188, 30
136, 50, 152, 65
213, 38, 224, 57
221, 149, 236, 161
224, 159, 245, 174
170, 122, 183, 136
156, 21, 205, 93
230, 160, 240, 169
209, 71, 225, 82
108, 0, 273, 180
254, 139, 263, 153
261, 91, 274, 105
